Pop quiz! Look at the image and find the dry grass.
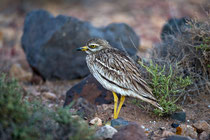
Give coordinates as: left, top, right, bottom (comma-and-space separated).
152, 16, 210, 96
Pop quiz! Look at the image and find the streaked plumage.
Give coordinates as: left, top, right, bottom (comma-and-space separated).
77, 38, 163, 118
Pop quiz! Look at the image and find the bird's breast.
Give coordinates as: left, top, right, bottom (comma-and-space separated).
86, 54, 95, 73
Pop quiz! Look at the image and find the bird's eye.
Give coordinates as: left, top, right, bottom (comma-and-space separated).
89, 45, 97, 49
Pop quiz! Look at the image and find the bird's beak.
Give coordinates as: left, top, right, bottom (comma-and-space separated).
77, 46, 88, 51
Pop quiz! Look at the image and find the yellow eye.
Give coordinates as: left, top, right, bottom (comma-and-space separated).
89, 45, 96, 48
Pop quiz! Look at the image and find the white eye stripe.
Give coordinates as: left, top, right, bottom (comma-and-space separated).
89, 43, 99, 46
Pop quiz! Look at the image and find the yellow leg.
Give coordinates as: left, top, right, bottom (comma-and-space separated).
112, 92, 118, 119
116, 96, 125, 119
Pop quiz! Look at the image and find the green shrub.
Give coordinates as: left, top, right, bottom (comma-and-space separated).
138, 61, 192, 116
195, 36, 210, 51
0, 74, 95, 140
153, 18, 210, 94
0, 74, 29, 127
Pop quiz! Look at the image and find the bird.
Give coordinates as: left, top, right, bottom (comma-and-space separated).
77, 38, 163, 119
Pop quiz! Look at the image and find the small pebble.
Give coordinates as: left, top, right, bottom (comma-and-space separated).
48, 104, 54, 108
141, 125, 145, 129
72, 115, 80, 119
162, 130, 175, 137
145, 128, 150, 131
42, 92, 57, 100
89, 117, 102, 126
171, 123, 180, 128
160, 127, 166, 130
149, 121, 156, 124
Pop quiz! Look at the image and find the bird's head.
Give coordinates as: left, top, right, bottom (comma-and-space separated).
77, 38, 111, 54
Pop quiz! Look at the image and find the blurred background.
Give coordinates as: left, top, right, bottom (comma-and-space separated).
0, 0, 209, 73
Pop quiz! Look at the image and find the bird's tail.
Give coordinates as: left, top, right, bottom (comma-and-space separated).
143, 97, 163, 111
135, 94, 163, 111
147, 99, 163, 111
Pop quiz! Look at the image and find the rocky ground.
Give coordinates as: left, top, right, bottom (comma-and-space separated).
0, 0, 210, 139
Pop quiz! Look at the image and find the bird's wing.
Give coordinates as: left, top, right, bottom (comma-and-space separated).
94, 49, 156, 100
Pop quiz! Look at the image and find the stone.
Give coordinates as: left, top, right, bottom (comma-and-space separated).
161, 17, 189, 42
9, 63, 32, 82
71, 98, 97, 119
23, 86, 40, 96
21, 10, 140, 80
176, 124, 197, 139
171, 123, 180, 128
161, 130, 176, 137
42, 92, 57, 101
89, 117, 102, 126
112, 123, 148, 140
111, 117, 130, 128
100, 104, 114, 111
48, 103, 57, 108
64, 75, 113, 106
154, 17, 190, 59
192, 120, 210, 133
164, 135, 192, 140
171, 111, 186, 122
151, 128, 175, 139
199, 131, 210, 140
95, 125, 117, 139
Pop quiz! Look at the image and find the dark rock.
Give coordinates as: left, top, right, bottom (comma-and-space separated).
161, 17, 189, 42
111, 117, 130, 128
171, 111, 186, 122
21, 10, 140, 80
64, 75, 113, 107
155, 17, 190, 58
171, 123, 180, 128
164, 135, 192, 140
112, 123, 148, 140
30, 73, 44, 84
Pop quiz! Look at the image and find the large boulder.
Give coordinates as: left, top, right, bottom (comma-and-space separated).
64, 75, 113, 107
21, 10, 140, 80
161, 17, 189, 42
155, 17, 190, 58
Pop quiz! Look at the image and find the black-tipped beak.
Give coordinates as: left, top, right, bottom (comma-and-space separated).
76, 46, 88, 51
